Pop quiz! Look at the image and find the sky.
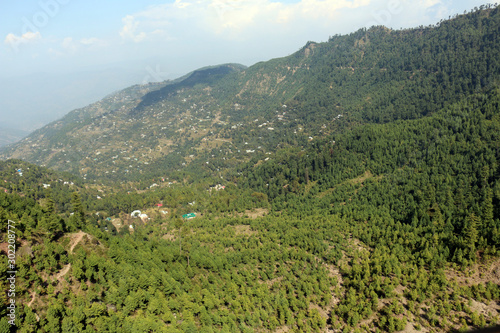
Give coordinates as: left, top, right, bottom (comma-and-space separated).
0, 0, 495, 134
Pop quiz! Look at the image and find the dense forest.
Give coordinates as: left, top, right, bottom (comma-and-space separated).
1, 5, 500, 333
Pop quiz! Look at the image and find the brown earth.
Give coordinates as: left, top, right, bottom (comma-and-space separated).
237, 208, 269, 219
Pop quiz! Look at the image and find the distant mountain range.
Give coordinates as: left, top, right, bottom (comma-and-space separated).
0, 66, 171, 135
1, 7, 499, 184
0, 127, 29, 147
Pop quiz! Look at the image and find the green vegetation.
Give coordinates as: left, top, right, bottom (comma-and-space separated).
3, 5, 500, 185
0, 5, 500, 332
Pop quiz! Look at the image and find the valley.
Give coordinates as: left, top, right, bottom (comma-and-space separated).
0, 5, 500, 333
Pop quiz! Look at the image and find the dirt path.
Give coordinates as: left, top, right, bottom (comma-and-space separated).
215, 138, 232, 144
53, 231, 88, 283
27, 231, 89, 308
236, 208, 269, 219
69, 231, 87, 254
27, 291, 36, 307
56, 264, 72, 281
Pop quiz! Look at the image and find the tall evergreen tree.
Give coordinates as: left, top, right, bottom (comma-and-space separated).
71, 192, 85, 230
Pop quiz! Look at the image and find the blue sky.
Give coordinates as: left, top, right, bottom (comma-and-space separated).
2, 0, 494, 77
0, 0, 495, 132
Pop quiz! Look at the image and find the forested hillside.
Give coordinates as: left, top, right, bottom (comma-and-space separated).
0, 5, 500, 333
1, 6, 499, 185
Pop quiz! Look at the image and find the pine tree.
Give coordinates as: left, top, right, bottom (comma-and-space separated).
0, 318, 10, 333
45, 196, 55, 215
71, 192, 85, 230
463, 213, 481, 253
482, 187, 494, 240
174, 218, 184, 256
431, 203, 445, 233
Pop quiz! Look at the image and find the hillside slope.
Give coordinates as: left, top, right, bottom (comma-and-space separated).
1, 7, 499, 185
1, 87, 499, 332
1, 7, 500, 332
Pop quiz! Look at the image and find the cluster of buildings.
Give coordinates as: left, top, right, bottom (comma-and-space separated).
209, 184, 226, 191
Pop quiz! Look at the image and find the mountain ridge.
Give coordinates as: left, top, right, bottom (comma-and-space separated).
1, 6, 499, 185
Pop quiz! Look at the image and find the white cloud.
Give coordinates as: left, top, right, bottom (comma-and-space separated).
111, 0, 486, 73
80, 37, 101, 46
80, 37, 107, 49
62, 37, 76, 50
46, 37, 77, 57
4, 31, 42, 50
121, 0, 485, 45
295, 0, 372, 19
48, 47, 65, 57
173, 0, 192, 9
47, 36, 106, 58
120, 15, 147, 42
118, 0, 378, 43
378, 0, 450, 28
423, 0, 441, 7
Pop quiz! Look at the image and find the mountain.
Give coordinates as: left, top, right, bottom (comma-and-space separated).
0, 127, 29, 148
2, 7, 499, 185
1, 6, 500, 333
0, 67, 162, 133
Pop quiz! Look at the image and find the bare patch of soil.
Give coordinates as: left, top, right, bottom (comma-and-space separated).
446, 258, 500, 287
110, 218, 123, 232
309, 302, 329, 321
469, 299, 500, 316
237, 208, 268, 219
55, 264, 71, 281
263, 276, 283, 287
323, 262, 343, 287
162, 232, 176, 241
27, 291, 36, 307
51, 231, 90, 284
274, 326, 290, 333
68, 231, 88, 254
0, 242, 8, 255
349, 170, 374, 185
402, 322, 429, 332
318, 170, 383, 198
233, 225, 258, 236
